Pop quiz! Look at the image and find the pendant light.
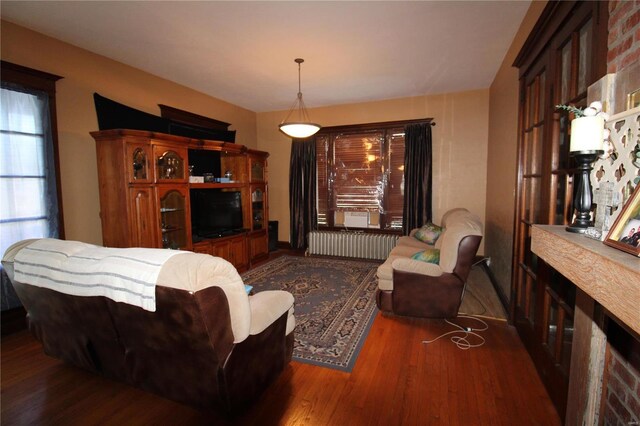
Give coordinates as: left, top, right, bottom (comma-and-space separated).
279, 58, 321, 139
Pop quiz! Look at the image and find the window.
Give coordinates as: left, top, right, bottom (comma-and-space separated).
315, 120, 423, 230
0, 61, 63, 311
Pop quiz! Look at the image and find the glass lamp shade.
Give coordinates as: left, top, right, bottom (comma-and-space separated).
279, 122, 321, 139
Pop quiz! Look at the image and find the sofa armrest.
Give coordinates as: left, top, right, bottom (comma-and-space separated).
248, 290, 295, 336
392, 258, 443, 277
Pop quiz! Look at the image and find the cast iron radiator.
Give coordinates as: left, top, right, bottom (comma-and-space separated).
307, 231, 399, 260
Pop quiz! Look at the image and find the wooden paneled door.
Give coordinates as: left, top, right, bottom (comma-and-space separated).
512, 1, 608, 420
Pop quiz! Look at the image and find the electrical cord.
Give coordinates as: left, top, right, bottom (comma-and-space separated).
422, 315, 488, 350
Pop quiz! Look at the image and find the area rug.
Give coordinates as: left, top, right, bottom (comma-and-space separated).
241, 255, 380, 372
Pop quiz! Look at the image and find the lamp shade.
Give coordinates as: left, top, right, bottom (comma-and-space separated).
279, 58, 320, 139
570, 116, 605, 152
279, 122, 321, 139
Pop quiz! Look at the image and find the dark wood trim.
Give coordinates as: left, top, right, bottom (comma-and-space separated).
514, 1, 577, 73
158, 104, 231, 130
0, 60, 62, 94
316, 118, 435, 135
1, 307, 27, 336
276, 241, 292, 250
1, 61, 65, 239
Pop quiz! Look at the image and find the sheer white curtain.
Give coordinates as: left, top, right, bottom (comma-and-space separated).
0, 85, 59, 309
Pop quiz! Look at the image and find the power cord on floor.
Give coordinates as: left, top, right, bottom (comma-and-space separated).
422, 315, 488, 350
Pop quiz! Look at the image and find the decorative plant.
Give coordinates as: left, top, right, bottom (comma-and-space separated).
555, 101, 609, 120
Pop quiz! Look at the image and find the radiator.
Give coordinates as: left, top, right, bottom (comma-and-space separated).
307, 231, 399, 260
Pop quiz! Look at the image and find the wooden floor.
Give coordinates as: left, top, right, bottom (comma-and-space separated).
2, 314, 560, 425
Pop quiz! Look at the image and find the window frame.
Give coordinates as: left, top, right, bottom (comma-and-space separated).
315, 118, 433, 233
1, 60, 65, 238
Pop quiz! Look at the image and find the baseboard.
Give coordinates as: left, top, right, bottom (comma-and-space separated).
277, 241, 292, 250
1, 307, 27, 336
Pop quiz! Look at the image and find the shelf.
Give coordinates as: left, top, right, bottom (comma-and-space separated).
189, 182, 244, 189
160, 208, 183, 213
161, 227, 183, 233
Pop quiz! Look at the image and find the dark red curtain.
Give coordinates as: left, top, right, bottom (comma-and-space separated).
289, 138, 317, 249
402, 122, 433, 235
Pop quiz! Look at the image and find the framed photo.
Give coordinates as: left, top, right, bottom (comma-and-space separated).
604, 185, 640, 256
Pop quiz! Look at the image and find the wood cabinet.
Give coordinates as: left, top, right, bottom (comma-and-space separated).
192, 233, 248, 272
92, 129, 269, 270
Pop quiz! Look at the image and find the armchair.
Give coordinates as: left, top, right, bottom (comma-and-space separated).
376, 208, 483, 318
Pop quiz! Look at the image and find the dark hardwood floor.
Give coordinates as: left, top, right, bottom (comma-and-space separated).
1, 251, 560, 425
2, 317, 560, 425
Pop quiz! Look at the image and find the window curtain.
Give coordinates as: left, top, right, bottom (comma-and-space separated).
0, 83, 60, 310
402, 122, 432, 235
289, 137, 317, 250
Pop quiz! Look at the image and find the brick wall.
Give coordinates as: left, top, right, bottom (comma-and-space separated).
604, 2, 640, 423
607, 0, 640, 73
604, 320, 640, 425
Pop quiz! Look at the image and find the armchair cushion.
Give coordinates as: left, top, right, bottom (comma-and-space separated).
413, 223, 443, 244
411, 248, 440, 264
248, 290, 295, 335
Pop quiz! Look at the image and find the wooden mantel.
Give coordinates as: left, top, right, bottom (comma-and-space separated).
531, 225, 640, 336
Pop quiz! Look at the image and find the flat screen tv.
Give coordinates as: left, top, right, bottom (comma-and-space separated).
190, 189, 243, 238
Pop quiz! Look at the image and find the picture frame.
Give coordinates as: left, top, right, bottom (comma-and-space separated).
604, 185, 640, 256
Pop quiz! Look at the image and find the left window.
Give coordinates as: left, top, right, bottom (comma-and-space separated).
1, 61, 63, 311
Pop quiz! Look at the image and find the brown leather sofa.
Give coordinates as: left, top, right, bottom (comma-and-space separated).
376, 208, 483, 318
2, 239, 295, 413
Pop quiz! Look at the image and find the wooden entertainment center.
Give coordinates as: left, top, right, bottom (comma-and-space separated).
92, 129, 269, 271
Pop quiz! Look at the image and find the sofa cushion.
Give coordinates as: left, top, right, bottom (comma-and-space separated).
411, 248, 440, 264
413, 223, 443, 244
396, 236, 431, 250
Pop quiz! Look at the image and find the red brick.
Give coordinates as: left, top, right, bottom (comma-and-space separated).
609, 24, 621, 46
620, 47, 640, 69
610, 1, 634, 27
610, 0, 620, 14
608, 36, 634, 62
635, 25, 640, 42
623, 9, 640, 33
608, 62, 618, 74
604, 402, 619, 426
613, 357, 638, 390
609, 372, 630, 402
609, 391, 633, 423
627, 394, 640, 423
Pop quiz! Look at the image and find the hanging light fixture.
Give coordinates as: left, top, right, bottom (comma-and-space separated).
279, 58, 321, 139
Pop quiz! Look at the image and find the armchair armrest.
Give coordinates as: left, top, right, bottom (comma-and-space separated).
248, 290, 295, 336
392, 258, 443, 277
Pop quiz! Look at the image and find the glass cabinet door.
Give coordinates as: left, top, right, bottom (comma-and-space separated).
155, 146, 186, 182
251, 187, 265, 230
126, 144, 152, 183
250, 158, 265, 182
159, 187, 189, 249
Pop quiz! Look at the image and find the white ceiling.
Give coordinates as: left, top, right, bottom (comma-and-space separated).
1, 1, 531, 113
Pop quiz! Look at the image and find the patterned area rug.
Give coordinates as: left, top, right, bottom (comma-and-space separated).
241, 255, 379, 372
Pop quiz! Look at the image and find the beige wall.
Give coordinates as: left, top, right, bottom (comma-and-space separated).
485, 1, 547, 302
1, 21, 257, 245
258, 90, 490, 250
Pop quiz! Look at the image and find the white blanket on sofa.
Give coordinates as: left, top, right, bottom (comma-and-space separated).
13, 239, 181, 312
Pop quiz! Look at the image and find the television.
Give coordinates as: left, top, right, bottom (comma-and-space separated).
190, 189, 243, 238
